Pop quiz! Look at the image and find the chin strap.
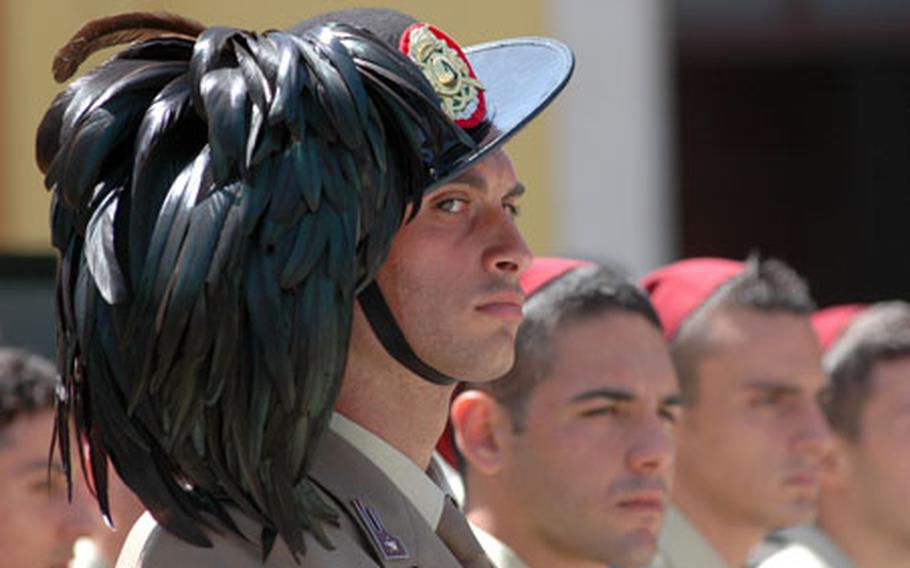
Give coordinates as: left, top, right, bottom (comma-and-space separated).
357, 281, 457, 386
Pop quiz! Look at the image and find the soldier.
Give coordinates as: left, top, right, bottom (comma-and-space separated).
641, 257, 832, 568
757, 302, 910, 568
449, 257, 680, 568
0, 347, 102, 568
35, 7, 573, 567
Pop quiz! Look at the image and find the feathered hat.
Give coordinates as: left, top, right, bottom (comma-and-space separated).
35, 7, 573, 560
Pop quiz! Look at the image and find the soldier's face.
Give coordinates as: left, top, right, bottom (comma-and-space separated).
372, 150, 531, 381
503, 312, 679, 567
674, 307, 831, 530
836, 356, 910, 542
0, 410, 102, 568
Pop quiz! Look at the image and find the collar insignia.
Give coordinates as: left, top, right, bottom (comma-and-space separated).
351, 498, 410, 560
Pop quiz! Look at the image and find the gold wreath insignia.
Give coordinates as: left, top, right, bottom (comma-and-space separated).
406, 25, 484, 122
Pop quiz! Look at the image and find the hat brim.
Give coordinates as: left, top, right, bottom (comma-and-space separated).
427, 37, 574, 192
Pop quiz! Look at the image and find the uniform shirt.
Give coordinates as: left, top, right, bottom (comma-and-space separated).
650, 507, 731, 568
435, 447, 467, 506
470, 524, 531, 568
754, 525, 855, 568
331, 412, 446, 529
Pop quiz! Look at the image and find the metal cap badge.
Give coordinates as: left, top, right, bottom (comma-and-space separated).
399, 23, 487, 129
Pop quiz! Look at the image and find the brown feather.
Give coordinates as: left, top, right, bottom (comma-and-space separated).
53, 12, 206, 82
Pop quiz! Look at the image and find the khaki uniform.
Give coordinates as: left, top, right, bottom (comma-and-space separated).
755, 525, 855, 568
117, 414, 486, 567
470, 524, 531, 568
650, 508, 731, 568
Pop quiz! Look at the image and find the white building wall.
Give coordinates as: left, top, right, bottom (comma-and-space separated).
550, 0, 675, 277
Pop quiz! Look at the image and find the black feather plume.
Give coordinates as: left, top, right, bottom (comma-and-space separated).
36, 13, 475, 560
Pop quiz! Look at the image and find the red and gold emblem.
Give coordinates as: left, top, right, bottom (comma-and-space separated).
399, 23, 487, 129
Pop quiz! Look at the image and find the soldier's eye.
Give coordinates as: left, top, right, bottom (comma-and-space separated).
436, 197, 468, 213
580, 406, 618, 418
659, 406, 681, 424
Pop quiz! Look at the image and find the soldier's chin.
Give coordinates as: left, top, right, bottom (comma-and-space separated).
765, 496, 818, 529
786, 497, 819, 524
456, 350, 515, 383
611, 530, 659, 568
424, 329, 516, 382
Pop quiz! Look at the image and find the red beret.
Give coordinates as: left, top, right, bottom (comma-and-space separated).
640, 258, 745, 340
519, 256, 591, 296
811, 304, 866, 352
436, 256, 590, 468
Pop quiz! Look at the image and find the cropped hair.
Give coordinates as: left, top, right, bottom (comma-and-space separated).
822, 301, 910, 440
0, 347, 57, 430
471, 263, 661, 431
673, 256, 816, 403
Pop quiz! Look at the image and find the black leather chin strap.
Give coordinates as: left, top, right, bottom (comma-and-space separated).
357, 281, 457, 386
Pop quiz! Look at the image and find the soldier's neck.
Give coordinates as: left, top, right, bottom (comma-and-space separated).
336, 358, 455, 471
819, 493, 910, 568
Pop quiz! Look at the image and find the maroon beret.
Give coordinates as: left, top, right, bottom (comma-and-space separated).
811, 304, 866, 352
640, 258, 745, 341
519, 256, 591, 296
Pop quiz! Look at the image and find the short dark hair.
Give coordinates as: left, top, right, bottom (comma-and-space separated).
672, 256, 816, 404
470, 263, 661, 431
821, 301, 910, 440
0, 347, 57, 431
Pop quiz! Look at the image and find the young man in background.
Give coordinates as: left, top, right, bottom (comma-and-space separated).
452, 258, 680, 568
758, 302, 910, 568
642, 257, 832, 568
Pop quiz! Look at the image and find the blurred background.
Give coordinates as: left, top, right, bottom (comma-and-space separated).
3, 0, 910, 357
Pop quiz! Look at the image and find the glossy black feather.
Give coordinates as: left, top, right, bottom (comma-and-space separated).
84, 186, 128, 304
293, 36, 364, 152
129, 74, 205, 285
51, 63, 186, 205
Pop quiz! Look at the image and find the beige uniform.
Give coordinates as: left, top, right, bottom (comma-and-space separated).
650, 508, 731, 568
470, 524, 531, 568
116, 414, 488, 567
754, 525, 855, 568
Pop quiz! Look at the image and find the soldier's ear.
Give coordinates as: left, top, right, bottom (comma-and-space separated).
450, 390, 510, 475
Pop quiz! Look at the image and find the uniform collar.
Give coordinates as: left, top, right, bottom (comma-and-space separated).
762, 524, 856, 568
330, 412, 445, 529
657, 507, 731, 568
470, 524, 531, 568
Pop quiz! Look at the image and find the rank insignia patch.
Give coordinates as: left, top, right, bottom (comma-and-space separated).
352, 498, 410, 560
